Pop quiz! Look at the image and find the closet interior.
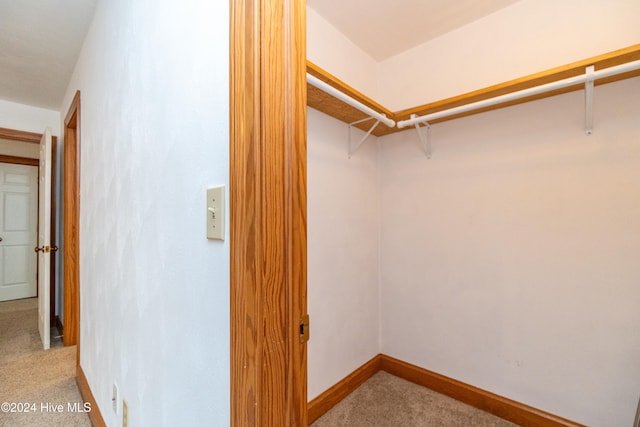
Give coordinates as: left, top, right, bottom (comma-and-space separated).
305, 3, 640, 425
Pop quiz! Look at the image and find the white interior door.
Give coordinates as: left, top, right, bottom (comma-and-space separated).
0, 164, 38, 301
37, 127, 52, 350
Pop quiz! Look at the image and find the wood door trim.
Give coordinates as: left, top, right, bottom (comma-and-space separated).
0, 127, 42, 143
0, 155, 38, 166
230, 0, 307, 425
63, 91, 80, 353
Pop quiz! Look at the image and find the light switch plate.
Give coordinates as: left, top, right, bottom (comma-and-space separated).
207, 186, 225, 240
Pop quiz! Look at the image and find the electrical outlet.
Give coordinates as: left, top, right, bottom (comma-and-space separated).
112, 383, 119, 414
123, 400, 128, 427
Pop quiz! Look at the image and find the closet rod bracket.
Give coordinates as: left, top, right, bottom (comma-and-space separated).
348, 117, 380, 158
412, 114, 431, 158
585, 65, 595, 135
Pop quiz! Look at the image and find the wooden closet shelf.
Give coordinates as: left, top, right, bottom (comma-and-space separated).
306, 62, 396, 136
306, 44, 640, 137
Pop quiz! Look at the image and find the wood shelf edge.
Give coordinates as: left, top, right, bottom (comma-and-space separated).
306, 62, 396, 137
307, 62, 394, 117
307, 44, 640, 136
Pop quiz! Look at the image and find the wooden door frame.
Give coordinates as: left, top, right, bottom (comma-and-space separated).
0, 155, 38, 167
229, 0, 308, 425
63, 91, 80, 352
0, 128, 57, 321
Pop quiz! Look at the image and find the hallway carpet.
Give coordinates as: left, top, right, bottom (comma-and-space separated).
0, 298, 91, 427
311, 371, 517, 427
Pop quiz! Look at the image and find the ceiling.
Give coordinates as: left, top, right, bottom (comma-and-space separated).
307, 0, 520, 61
0, 1, 520, 111
0, 0, 97, 111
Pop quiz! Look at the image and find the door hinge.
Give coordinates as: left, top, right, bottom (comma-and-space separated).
299, 314, 310, 343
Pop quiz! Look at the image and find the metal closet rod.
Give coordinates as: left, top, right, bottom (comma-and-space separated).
397, 59, 640, 129
306, 73, 396, 128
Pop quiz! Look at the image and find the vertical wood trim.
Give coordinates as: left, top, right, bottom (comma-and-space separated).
230, 1, 260, 424
63, 91, 81, 350
287, 2, 308, 423
230, 0, 307, 425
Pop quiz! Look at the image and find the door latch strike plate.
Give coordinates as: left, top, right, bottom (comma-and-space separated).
299, 314, 310, 343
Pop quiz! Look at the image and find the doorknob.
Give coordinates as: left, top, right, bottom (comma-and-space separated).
35, 246, 44, 253
0, 236, 3, 242
35, 245, 57, 253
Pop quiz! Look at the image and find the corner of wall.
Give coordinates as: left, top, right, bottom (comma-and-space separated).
306, 5, 380, 99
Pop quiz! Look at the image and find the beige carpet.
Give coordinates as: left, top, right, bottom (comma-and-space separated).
311, 371, 518, 427
0, 298, 91, 427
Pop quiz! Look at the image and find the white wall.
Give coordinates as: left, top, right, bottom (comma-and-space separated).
0, 99, 60, 136
378, 0, 640, 110
307, 5, 384, 399
307, 107, 380, 399
60, 0, 229, 425
379, 77, 640, 426
307, 6, 380, 100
